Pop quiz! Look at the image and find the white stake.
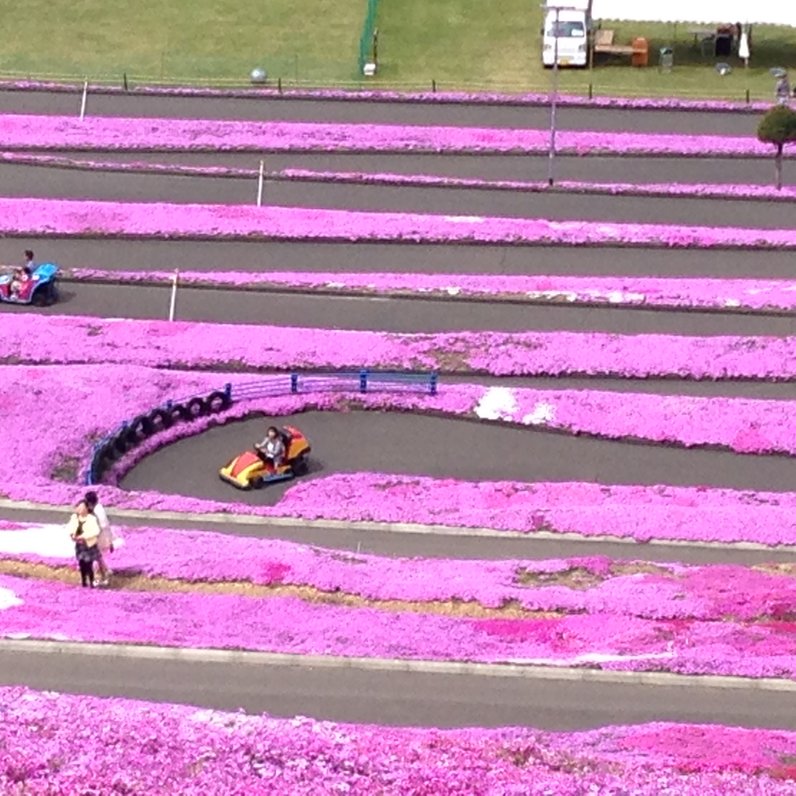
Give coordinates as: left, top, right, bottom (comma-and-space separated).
79, 79, 88, 121
256, 159, 264, 206
168, 269, 179, 322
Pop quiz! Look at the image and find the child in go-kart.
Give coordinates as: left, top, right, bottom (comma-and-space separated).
8, 250, 34, 300
255, 426, 285, 469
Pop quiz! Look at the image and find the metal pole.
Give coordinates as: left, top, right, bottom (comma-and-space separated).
547, 7, 560, 187
256, 159, 264, 207
79, 79, 88, 121
168, 269, 179, 322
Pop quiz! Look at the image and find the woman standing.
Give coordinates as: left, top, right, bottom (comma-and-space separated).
66, 503, 101, 588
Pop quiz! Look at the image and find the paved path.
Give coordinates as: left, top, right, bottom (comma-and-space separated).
0, 89, 764, 135
1, 644, 793, 730
4, 238, 796, 279
3, 162, 793, 228
40, 150, 792, 184
3, 503, 793, 565
8, 281, 796, 336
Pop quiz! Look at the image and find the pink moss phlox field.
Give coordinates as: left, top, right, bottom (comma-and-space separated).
0, 113, 782, 157
69, 268, 796, 313
2, 520, 795, 622
2, 689, 794, 796
0, 78, 774, 113
5, 151, 795, 200
0, 196, 793, 248
5, 363, 796, 544
1, 572, 795, 676
7, 314, 796, 379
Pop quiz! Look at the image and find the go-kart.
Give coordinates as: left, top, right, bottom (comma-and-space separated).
219, 425, 311, 489
0, 263, 60, 306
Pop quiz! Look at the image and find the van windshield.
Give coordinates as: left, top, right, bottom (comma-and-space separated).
546, 21, 585, 37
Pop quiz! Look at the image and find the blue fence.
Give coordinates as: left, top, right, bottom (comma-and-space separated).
84, 370, 437, 485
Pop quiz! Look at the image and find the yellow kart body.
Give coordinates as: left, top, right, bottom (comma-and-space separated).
219, 425, 310, 489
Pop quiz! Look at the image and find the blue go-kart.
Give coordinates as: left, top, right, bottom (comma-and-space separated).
0, 263, 60, 306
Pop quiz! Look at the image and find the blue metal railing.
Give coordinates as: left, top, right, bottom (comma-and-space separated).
84, 370, 437, 485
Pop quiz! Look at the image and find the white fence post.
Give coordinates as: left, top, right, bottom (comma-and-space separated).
168, 269, 179, 322
256, 159, 264, 206
79, 79, 88, 121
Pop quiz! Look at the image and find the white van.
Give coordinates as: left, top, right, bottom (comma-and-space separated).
542, 4, 590, 67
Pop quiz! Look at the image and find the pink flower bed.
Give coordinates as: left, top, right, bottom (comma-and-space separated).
6, 152, 795, 201
7, 314, 796, 379
3, 363, 796, 544
0, 77, 773, 113
0, 196, 793, 248
3, 688, 793, 796
2, 521, 794, 622
0, 113, 781, 157
0, 570, 794, 675
70, 268, 796, 313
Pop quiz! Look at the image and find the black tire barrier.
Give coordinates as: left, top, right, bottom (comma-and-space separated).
98, 441, 118, 463
147, 407, 174, 432
126, 414, 155, 444
206, 390, 232, 413
113, 435, 129, 455
178, 397, 209, 421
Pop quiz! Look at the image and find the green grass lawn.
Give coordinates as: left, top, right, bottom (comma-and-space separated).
0, 0, 364, 84
377, 1, 796, 101
0, 0, 794, 100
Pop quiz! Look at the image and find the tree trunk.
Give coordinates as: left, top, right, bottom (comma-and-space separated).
776, 143, 783, 191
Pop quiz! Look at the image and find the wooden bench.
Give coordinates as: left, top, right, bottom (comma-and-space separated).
594, 29, 634, 55
593, 29, 649, 65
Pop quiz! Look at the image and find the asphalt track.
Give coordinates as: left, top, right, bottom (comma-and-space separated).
4, 238, 796, 279
9, 281, 796, 336
0, 88, 763, 135
3, 648, 794, 730
3, 505, 794, 565
3, 162, 795, 228
2, 91, 796, 734
37, 150, 793, 184
121, 412, 796, 505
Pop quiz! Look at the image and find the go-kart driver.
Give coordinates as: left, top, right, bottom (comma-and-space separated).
255, 426, 285, 468
9, 250, 34, 300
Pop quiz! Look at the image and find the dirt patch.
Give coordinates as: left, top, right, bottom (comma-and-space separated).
514, 566, 604, 591
0, 558, 561, 620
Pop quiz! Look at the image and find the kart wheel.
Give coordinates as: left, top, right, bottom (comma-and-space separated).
250, 476, 263, 490
148, 407, 174, 432
32, 288, 47, 307
292, 455, 309, 476
178, 397, 208, 421
206, 390, 232, 413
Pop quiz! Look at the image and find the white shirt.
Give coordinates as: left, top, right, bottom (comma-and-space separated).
93, 502, 110, 532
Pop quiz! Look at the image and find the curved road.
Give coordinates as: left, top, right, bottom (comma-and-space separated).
121, 412, 796, 504
0, 89, 764, 135
2, 162, 794, 228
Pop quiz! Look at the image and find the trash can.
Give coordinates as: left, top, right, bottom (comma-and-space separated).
631, 37, 649, 67
659, 47, 674, 72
